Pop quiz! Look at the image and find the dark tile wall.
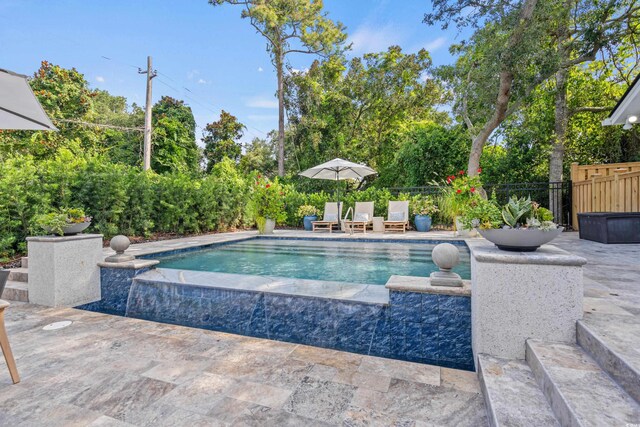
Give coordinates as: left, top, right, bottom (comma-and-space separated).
122, 277, 473, 370
77, 267, 154, 316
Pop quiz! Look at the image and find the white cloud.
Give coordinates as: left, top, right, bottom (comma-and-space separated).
197, 78, 209, 84
187, 69, 199, 80
246, 96, 278, 109
96, 76, 105, 83
348, 24, 404, 54
422, 37, 447, 52
257, 67, 264, 72
248, 114, 278, 121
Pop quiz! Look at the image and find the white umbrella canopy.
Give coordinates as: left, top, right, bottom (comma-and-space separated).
299, 158, 377, 213
299, 158, 377, 181
0, 68, 57, 130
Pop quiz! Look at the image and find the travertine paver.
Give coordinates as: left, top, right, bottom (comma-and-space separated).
0, 302, 486, 426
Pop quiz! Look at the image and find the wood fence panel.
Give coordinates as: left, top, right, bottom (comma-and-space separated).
571, 162, 640, 230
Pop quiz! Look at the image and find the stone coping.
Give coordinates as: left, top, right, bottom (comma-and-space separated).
98, 259, 160, 270
385, 275, 471, 297
104, 230, 469, 258
466, 239, 587, 266
27, 233, 104, 243
135, 268, 390, 305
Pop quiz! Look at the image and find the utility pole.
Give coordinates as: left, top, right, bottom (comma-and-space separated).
138, 56, 157, 171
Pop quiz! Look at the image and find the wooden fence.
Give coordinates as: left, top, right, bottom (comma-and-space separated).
571, 161, 640, 230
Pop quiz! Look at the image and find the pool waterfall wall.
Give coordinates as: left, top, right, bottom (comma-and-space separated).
81, 263, 474, 370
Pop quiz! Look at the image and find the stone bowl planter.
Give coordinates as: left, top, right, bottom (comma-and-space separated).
44, 222, 91, 236
303, 215, 318, 231
478, 227, 564, 252
414, 215, 432, 232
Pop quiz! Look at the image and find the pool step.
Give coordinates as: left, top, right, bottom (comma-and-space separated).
577, 313, 640, 403
8, 267, 28, 283
526, 339, 640, 426
478, 354, 559, 427
1, 280, 28, 302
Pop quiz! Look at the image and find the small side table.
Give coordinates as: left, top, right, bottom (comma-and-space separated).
0, 300, 19, 384
373, 216, 385, 233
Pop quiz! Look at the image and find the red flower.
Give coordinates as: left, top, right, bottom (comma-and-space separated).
477, 168, 482, 173
446, 177, 452, 184
266, 184, 271, 188
470, 187, 475, 192
456, 189, 462, 194
257, 174, 261, 179
458, 170, 465, 175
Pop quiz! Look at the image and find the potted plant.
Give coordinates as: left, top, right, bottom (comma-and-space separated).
441, 170, 483, 236
410, 195, 438, 232
250, 175, 286, 234
297, 205, 319, 231
35, 208, 92, 236
462, 195, 563, 251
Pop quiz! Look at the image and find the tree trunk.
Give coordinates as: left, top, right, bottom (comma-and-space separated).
276, 51, 285, 177
549, 66, 569, 223
466, 0, 538, 177
467, 71, 514, 176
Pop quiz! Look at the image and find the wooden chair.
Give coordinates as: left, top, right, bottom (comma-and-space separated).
384, 200, 410, 233
0, 299, 20, 384
312, 202, 342, 233
344, 202, 374, 234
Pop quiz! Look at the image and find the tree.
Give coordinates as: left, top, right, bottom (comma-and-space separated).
548, 1, 640, 185
208, 0, 348, 177
202, 110, 245, 172
427, 0, 555, 177
151, 96, 200, 174
285, 47, 447, 182
239, 135, 278, 175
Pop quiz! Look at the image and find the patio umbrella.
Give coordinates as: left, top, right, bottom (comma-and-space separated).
0, 68, 57, 130
299, 158, 377, 208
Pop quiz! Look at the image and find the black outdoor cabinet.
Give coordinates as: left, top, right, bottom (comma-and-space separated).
578, 212, 640, 244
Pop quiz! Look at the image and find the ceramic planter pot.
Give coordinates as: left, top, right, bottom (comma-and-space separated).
479, 227, 564, 252
455, 217, 477, 237
303, 215, 318, 231
257, 217, 276, 234
414, 215, 432, 232
44, 221, 91, 236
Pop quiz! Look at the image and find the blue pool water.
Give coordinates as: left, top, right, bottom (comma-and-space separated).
155, 238, 470, 285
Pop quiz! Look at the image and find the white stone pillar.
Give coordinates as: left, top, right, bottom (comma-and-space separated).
27, 234, 103, 307
468, 240, 586, 360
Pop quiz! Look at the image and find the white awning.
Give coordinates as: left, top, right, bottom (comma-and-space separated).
0, 68, 57, 130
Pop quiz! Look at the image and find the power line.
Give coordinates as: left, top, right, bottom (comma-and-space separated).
54, 118, 143, 132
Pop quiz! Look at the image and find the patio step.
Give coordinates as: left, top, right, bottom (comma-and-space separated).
1, 280, 28, 302
478, 354, 559, 427
526, 339, 640, 427
21, 256, 28, 268
8, 267, 28, 283
577, 313, 640, 403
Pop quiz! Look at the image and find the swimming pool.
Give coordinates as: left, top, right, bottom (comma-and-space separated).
155, 238, 470, 285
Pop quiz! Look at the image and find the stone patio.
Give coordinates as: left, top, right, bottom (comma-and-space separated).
0, 302, 485, 426
1, 230, 639, 426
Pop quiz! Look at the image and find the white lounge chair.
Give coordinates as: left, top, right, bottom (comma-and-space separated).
344, 201, 374, 234
384, 200, 409, 233
312, 202, 342, 233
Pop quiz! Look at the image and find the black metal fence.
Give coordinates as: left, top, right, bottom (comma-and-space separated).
387, 181, 573, 228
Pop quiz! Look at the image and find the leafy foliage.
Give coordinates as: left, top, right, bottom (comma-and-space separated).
203, 110, 245, 172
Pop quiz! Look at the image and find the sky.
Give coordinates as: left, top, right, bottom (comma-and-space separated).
0, 0, 469, 144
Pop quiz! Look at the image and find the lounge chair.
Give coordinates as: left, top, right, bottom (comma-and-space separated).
312, 202, 342, 233
384, 200, 409, 233
344, 201, 374, 234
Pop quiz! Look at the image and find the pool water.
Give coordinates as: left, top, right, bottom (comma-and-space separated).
155, 238, 470, 285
